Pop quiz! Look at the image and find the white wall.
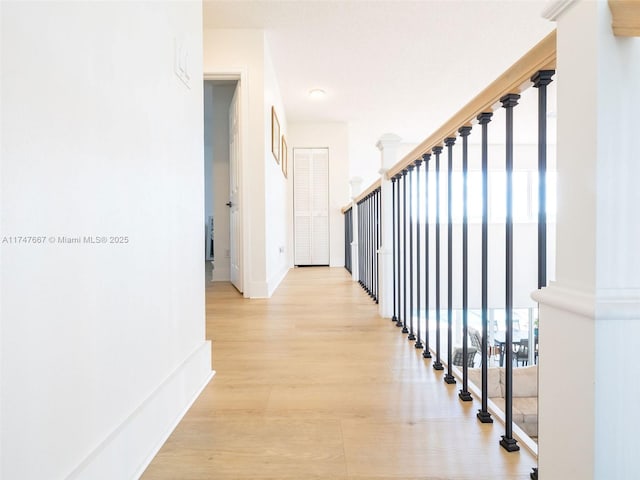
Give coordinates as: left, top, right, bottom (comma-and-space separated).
264, 41, 289, 293
203, 29, 289, 297
288, 122, 350, 267
1, 2, 211, 479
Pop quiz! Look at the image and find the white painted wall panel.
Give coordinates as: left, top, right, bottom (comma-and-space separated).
1, 2, 210, 478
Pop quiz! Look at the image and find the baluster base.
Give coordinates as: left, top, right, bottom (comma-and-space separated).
500, 436, 520, 452
408, 333, 416, 340
477, 410, 493, 423
432, 361, 444, 370
530, 467, 538, 480
402, 326, 409, 334
391, 315, 397, 322
444, 374, 456, 384
395, 319, 403, 327
414, 341, 423, 349
422, 349, 432, 358
458, 389, 472, 401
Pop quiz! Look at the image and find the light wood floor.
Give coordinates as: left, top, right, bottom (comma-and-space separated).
142, 267, 536, 480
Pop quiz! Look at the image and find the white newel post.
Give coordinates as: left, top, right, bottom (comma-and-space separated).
535, 2, 640, 479
376, 134, 402, 318
349, 177, 362, 282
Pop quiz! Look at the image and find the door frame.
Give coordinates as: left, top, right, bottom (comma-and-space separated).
204, 69, 249, 297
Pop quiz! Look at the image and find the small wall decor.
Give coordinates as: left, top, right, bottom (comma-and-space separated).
271, 106, 280, 163
281, 135, 288, 178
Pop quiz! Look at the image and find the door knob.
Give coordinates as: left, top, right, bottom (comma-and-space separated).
226, 201, 233, 208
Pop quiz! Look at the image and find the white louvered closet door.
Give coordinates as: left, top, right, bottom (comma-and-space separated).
294, 148, 329, 265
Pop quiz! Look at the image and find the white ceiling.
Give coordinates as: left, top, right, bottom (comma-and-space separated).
203, 0, 555, 176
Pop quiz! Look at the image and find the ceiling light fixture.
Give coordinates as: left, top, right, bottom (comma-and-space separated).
308, 88, 327, 99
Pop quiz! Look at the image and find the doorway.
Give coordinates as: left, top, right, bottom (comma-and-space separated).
203, 79, 242, 292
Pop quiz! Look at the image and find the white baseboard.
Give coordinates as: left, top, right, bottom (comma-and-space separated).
247, 265, 289, 298
267, 265, 289, 297
66, 341, 213, 480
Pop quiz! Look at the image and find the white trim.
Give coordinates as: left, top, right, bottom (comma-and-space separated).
595, 289, 640, 321
531, 283, 595, 318
532, 284, 640, 321
376, 133, 402, 151
267, 265, 290, 297
542, 0, 577, 21
66, 341, 213, 480
132, 369, 215, 480
349, 177, 363, 199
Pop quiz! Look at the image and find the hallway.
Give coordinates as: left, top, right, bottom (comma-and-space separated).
142, 267, 536, 479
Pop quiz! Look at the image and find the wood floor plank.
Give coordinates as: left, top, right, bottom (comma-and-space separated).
142, 267, 536, 479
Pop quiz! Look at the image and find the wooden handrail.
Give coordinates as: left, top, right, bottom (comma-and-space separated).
341, 203, 352, 214
609, 0, 640, 36
386, 30, 556, 180
353, 179, 382, 204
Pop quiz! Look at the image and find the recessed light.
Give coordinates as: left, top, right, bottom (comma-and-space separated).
308, 88, 327, 99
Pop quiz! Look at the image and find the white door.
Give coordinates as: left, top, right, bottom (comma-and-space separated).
228, 84, 242, 292
294, 148, 329, 265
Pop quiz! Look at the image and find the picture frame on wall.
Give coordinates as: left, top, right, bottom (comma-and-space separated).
281, 135, 288, 178
271, 106, 280, 164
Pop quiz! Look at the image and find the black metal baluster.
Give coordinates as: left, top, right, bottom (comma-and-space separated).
365, 195, 369, 293
344, 209, 347, 271
368, 193, 372, 297
371, 192, 375, 298
395, 174, 404, 327
374, 189, 377, 301
533, 70, 554, 291
373, 189, 380, 303
364, 194, 368, 294
358, 200, 363, 288
347, 208, 352, 273
444, 137, 456, 385
359, 198, 364, 289
402, 169, 409, 334
349, 208, 352, 273
374, 189, 379, 302
432, 147, 444, 371
378, 187, 382, 301
376, 187, 381, 302
366, 194, 371, 295
407, 165, 416, 340
459, 126, 473, 400
379, 187, 382, 300
500, 92, 521, 453
392, 178, 398, 322
477, 112, 494, 424
422, 153, 432, 359
415, 158, 424, 349
361, 197, 366, 291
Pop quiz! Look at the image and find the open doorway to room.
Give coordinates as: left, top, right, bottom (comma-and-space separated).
203, 79, 242, 291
